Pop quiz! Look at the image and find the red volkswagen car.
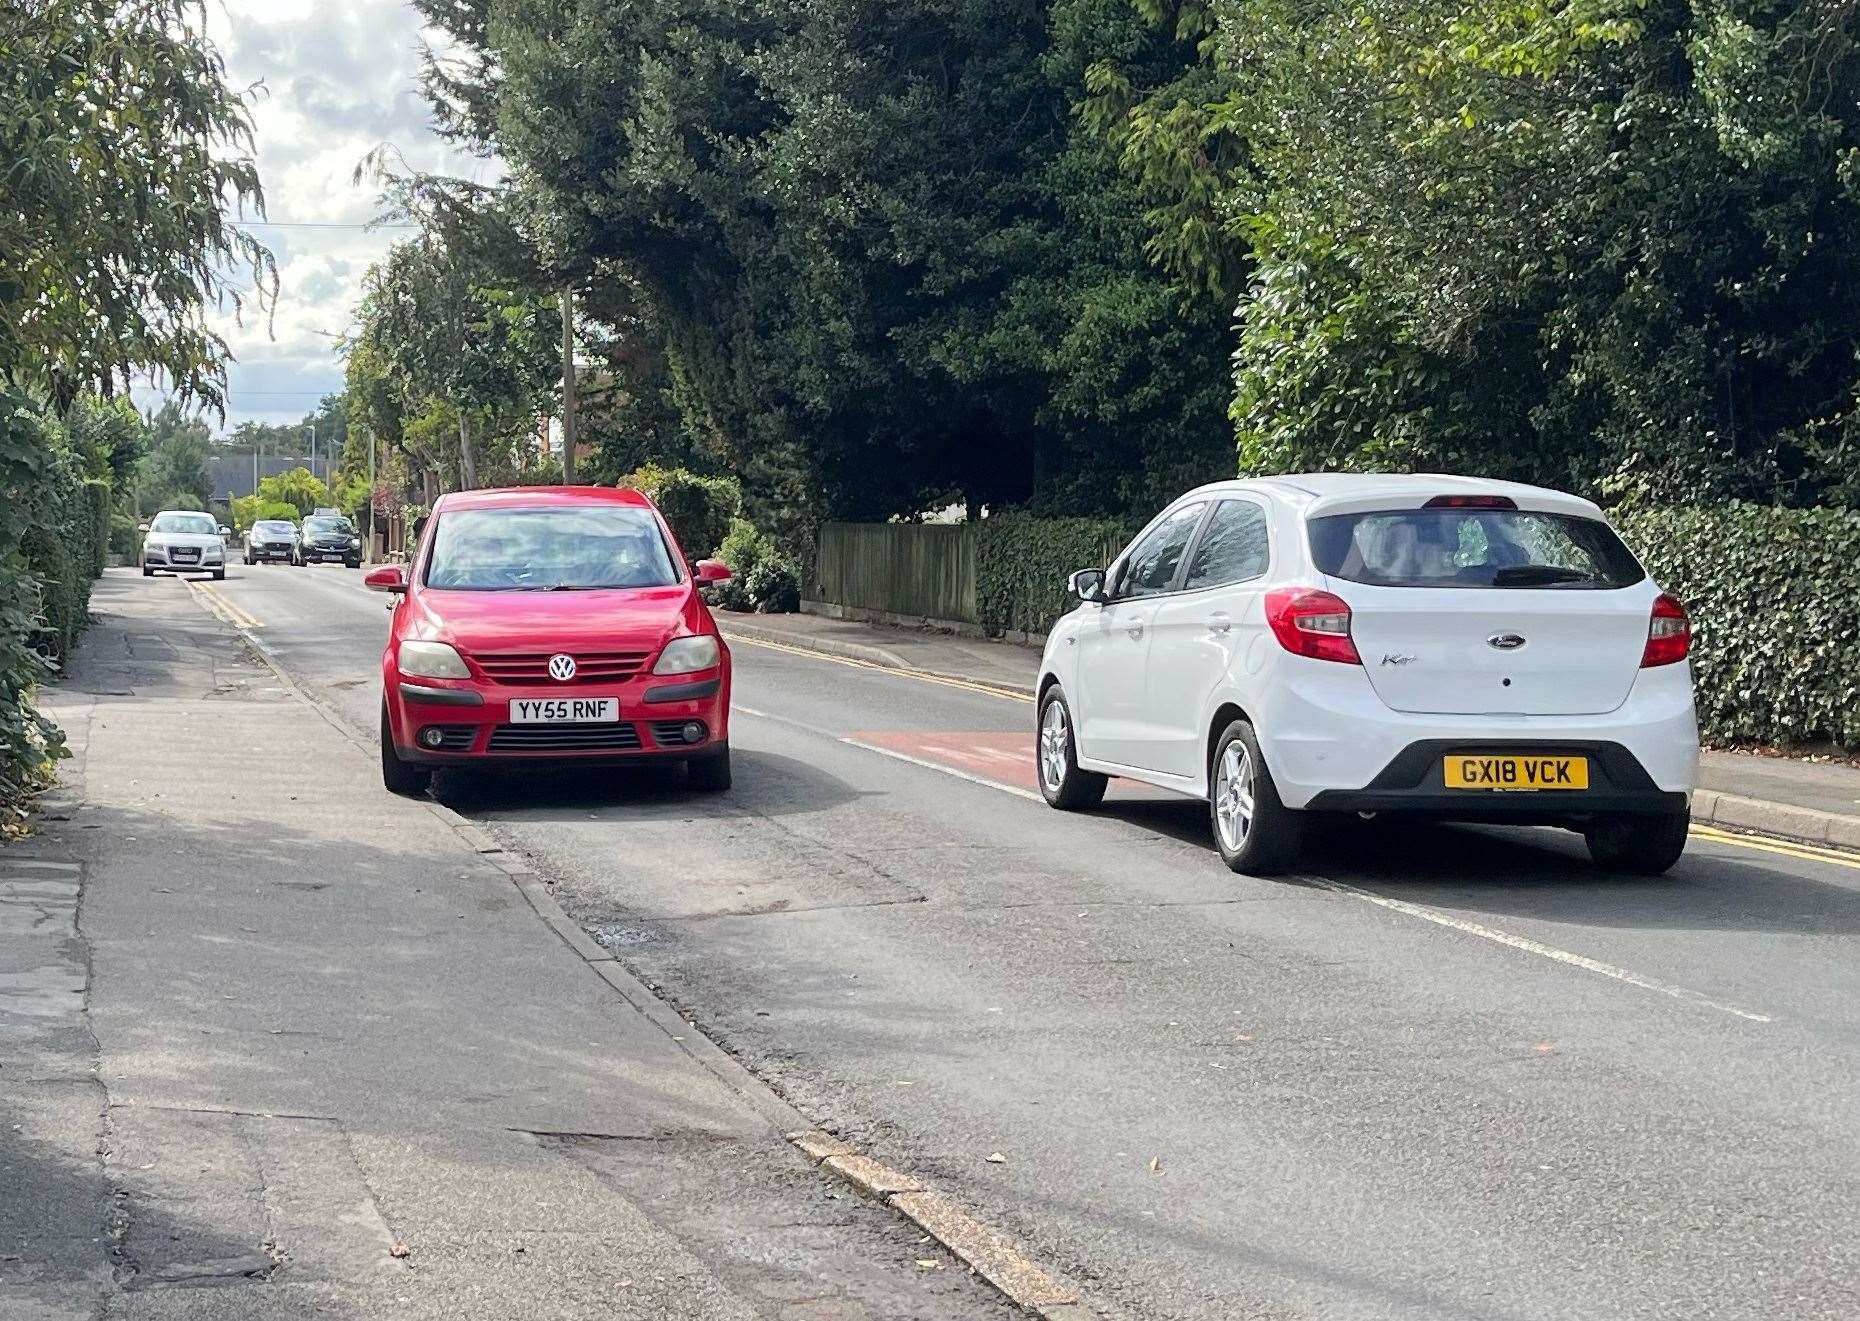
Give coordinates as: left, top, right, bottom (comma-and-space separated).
367, 486, 733, 796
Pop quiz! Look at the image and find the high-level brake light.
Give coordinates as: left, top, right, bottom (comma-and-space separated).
1422, 495, 1517, 509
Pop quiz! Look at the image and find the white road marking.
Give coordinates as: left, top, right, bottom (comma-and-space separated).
741, 704, 1779, 1024
1300, 875, 1775, 1023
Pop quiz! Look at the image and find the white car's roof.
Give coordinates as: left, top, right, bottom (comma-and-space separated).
1180, 473, 1604, 519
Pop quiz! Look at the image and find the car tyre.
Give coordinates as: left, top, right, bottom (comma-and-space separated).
1585, 809, 1688, 876
1036, 685, 1108, 810
141, 563, 154, 577
379, 704, 431, 797
688, 746, 731, 792
1209, 718, 1304, 876
211, 568, 225, 581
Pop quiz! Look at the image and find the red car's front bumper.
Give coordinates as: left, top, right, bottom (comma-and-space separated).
385, 668, 730, 766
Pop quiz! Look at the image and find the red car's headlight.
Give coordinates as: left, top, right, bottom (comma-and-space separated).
653, 636, 720, 675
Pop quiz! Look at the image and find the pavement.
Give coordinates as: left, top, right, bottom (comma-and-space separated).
718, 608, 1860, 849
108, 561, 1860, 1321
1, 572, 1013, 1320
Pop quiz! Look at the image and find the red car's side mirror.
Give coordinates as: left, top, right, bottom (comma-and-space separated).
365, 565, 408, 595
695, 559, 733, 584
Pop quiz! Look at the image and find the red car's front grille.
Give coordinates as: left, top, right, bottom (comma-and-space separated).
472, 650, 652, 685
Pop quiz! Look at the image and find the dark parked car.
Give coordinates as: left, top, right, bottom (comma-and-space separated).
297, 514, 362, 567
243, 519, 299, 565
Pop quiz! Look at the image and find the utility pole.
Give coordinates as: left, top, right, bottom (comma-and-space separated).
366, 427, 377, 562
560, 283, 577, 486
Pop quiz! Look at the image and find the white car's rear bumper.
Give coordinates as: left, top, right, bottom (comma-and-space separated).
1259, 661, 1698, 812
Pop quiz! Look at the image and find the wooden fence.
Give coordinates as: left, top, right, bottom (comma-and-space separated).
811, 522, 981, 626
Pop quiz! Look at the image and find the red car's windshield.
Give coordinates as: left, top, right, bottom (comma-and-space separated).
424, 506, 680, 592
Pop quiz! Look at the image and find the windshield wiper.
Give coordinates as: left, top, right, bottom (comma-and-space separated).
1493, 565, 1604, 587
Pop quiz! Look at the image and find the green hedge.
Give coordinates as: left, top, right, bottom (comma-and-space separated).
1613, 502, 1860, 748
81, 480, 110, 578
109, 511, 140, 562
22, 451, 96, 664
0, 391, 74, 824
975, 511, 1128, 636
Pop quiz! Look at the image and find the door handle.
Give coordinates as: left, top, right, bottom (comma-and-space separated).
1126, 621, 1145, 640
1207, 613, 1232, 634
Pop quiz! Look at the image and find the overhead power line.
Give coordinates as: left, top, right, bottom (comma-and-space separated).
230, 221, 418, 230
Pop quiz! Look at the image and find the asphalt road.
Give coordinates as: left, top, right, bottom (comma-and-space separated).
205, 562, 1860, 1321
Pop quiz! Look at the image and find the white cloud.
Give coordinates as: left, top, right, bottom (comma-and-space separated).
132, 0, 497, 431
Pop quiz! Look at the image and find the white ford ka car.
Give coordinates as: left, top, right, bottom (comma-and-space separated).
1036, 474, 1698, 876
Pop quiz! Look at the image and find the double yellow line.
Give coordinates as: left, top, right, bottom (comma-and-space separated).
188, 580, 264, 632
1690, 823, 1860, 871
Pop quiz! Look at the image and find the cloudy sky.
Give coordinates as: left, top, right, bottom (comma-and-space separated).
134, 0, 495, 436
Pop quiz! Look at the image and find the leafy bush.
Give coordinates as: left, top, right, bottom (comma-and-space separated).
619, 463, 742, 560
744, 550, 802, 613
712, 517, 799, 612
1613, 502, 1860, 749
975, 511, 1128, 636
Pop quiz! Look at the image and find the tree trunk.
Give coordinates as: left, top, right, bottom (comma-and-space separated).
457, 412, 478, 490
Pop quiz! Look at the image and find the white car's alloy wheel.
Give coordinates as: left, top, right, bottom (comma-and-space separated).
1213, 741, 1255, 853
1036, 686, 1107, 810
1038, 700, 1069, 793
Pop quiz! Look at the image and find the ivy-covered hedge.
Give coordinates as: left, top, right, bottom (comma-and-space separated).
1613, 502, 1860, 748
975, 511, 1127, 636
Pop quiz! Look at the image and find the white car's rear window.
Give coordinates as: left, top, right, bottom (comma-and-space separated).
1309, 509, 1645, 589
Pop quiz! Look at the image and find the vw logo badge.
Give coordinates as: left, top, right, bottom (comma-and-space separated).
547, 653, 577, 682
1487, 632, 1527, 651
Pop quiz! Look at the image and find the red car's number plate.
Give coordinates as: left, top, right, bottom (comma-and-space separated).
510, 697, 619, 724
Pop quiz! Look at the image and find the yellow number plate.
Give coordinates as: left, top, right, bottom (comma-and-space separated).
1444, 754, 1588, 792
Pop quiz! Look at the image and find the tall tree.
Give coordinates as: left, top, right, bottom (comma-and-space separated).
0, 0, 275, 413
348, 233, 560, 493
1213, 0, 1860, 506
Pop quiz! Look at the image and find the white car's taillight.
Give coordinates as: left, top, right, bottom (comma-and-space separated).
1264, 587, 1361, 665
1641, 593, 1690, 667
